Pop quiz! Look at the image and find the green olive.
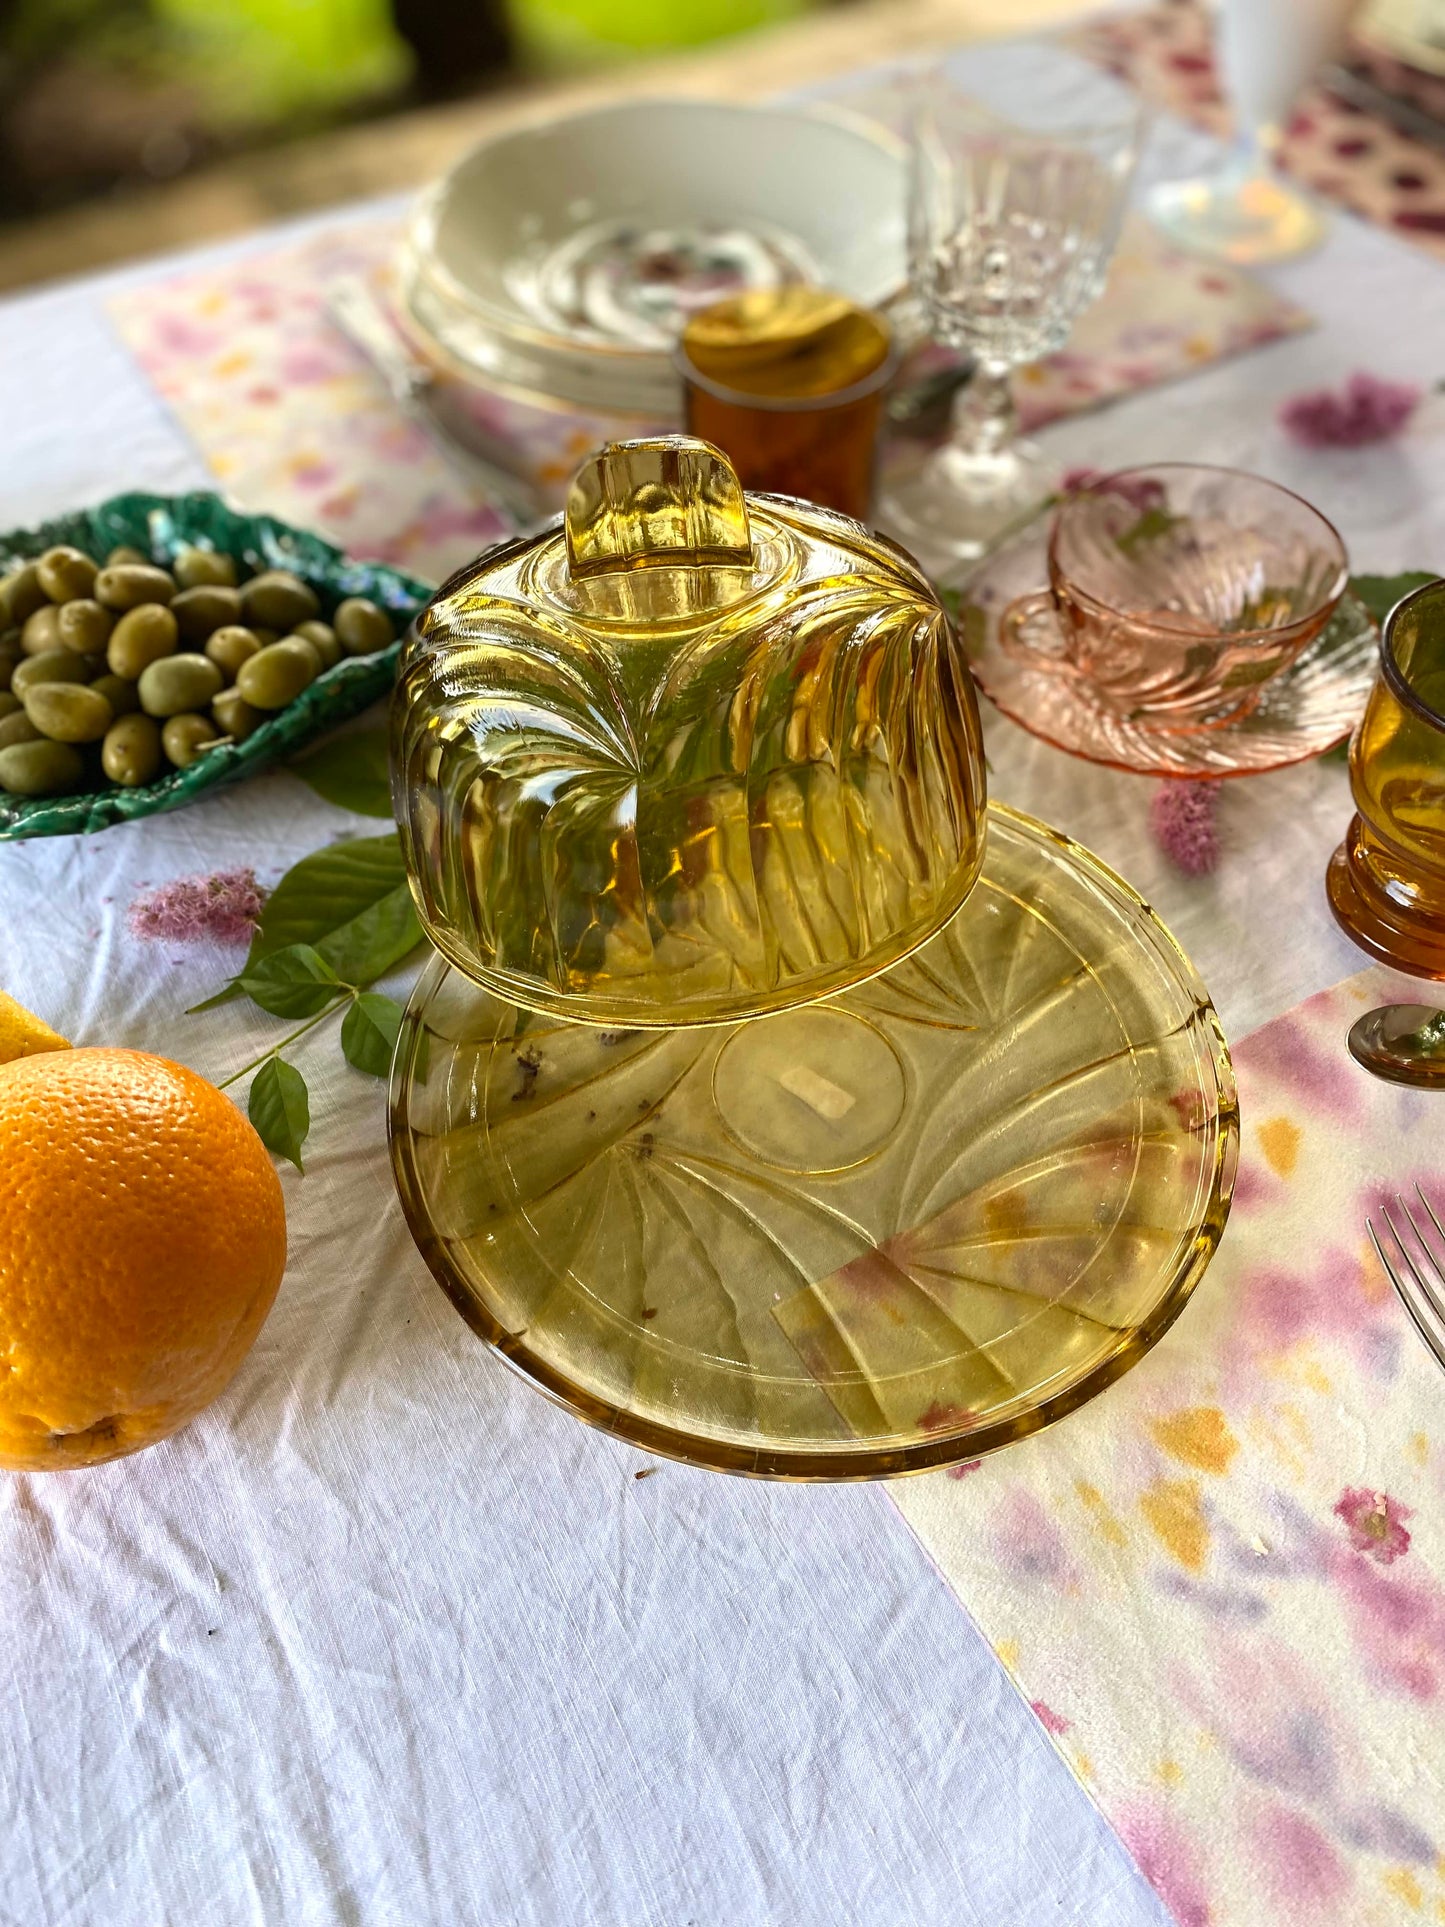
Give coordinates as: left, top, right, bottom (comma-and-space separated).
36, 544, 98, 604
12, 649, 90, 696
171, 584, 243, 642
210, 687, 264, 742
240, 569, 319, 631
173, 546, 238, 589
0, 650, 19, 694
235, 637, 320, 711
107, 603, 178, 679
292, 619, 342, 669
105, 545, 150, 569
138, 653, 224, 718
161, 712, 221, 768
0, 738, 83, 795
101, 713, 163, 788
0, 711, 41, 751
91, 672, 139, 718
21, 604, 62, 656
0, 563, 47, 628
333, 597, 395, 656
93, 562, 177, 611
204, 624, 261, 680
249, 627, 278, 649
0, 692, 18, 722
23, 682, 113, 744
56, 597, 115, 655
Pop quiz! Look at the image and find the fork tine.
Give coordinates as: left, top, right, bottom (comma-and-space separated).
1395, 1198, 1445, 1321
1374, 1209, 1445, 1374
1415, 1182, 1445, 1252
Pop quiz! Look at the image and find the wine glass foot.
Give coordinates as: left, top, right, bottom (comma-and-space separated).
1146, 169, 1329, 266
877, 438, 1060, 575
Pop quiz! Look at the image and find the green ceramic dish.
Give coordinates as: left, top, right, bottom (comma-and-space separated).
0, 490, 432, 841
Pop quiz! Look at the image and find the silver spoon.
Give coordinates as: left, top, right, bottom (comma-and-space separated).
1348, 1004, 1445, 1088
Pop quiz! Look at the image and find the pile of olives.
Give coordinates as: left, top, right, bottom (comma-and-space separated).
0, 542, 397, 798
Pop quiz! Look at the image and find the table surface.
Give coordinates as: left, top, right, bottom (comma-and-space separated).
2, 33, 1443, 1927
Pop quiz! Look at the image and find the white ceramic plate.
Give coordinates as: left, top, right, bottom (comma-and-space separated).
397, 248, 678, 417
404, 98, 906, 415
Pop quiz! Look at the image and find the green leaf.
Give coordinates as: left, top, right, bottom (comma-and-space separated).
195, 833, 415, 1009
290, 727, 394, 818
317, 882, 422, 986
1349, 572, 1437, 629
1116, 505, 1182, 557
1220, 654, 1286, 690
238, 943, 342, 1018
248, 1056, 310, 1171
250, 833, 409, 963
341, 992, 404, 1077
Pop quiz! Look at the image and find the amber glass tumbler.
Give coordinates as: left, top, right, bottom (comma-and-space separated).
677, 288, 895, 521
1328, 577, 1445, 976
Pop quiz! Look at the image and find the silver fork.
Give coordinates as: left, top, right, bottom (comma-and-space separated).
1369, 1185, 1445, 1374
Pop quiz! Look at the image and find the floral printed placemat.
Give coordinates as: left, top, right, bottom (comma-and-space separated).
107, 224, 522, 589
106, 202, 1308, 586
892, 963, 1445, 1927
1069, 0, 1445, 262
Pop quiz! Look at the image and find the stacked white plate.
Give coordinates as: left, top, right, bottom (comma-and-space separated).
398, 98, 908, 419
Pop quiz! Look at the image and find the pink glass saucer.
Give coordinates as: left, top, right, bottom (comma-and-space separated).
949, 511, 1377, 779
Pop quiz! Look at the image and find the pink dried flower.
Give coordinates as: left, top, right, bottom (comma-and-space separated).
1278, 371, 1420, 448
1150, 781, 1220, 876
1061, 466, 1167, 513
1334, 1487, 1412, 1565
128, 868, 267, 945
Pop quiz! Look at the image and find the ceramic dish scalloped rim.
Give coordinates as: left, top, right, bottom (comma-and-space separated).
946, 506, 1380, 781
0, 491, 432, 841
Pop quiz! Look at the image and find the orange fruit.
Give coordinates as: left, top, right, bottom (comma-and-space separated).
0, 1047, 286, 1471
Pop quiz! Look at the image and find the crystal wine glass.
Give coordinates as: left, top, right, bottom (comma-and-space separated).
1147, 0, 1356, 264
878, 82, 1142, 571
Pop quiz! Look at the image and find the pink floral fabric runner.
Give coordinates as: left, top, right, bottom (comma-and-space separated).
892, 964, 1445, 1927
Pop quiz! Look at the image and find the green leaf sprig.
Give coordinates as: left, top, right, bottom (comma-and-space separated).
198, 744, 424, 1167
1348, 571, 1437, 629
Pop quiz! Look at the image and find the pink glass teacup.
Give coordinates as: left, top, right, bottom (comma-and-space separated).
1001, 464, 1349, 727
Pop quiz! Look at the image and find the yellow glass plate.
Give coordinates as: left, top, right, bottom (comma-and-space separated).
389, 804, 1238, 1478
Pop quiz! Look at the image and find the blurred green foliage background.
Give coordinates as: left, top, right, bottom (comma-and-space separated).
0, 0, 818, 221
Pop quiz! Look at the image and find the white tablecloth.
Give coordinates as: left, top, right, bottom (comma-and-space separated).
1, 33, 1441, 1927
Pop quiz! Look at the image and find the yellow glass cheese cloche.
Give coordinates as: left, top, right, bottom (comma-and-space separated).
391, 436, 987, 1027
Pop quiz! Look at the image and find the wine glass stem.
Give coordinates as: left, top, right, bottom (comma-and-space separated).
950, 364, 1018, 460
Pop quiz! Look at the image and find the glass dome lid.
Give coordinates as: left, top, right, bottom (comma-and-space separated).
391, 436, 987, 1027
